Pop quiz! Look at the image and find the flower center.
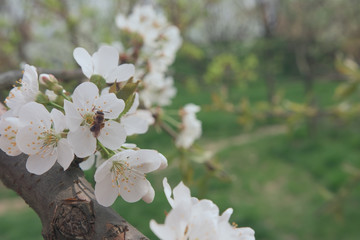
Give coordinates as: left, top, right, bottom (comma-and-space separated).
39, 129, 60, 148
110, 160, 144, 191
83, 113, 95, 126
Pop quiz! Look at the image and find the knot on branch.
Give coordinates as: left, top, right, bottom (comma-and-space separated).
53, 198, 95, 239
103, 223, 129, 240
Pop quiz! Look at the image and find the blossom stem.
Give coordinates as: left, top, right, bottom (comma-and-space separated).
61, 92, 71, 101
97, 141, 115, 158
162, 114, 180, 128
48, 101, 64, 111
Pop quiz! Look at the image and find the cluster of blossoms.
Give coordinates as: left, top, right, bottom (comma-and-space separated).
0, 46, 167, 207
115, 4, 202, 150
150, 178, 255, 240
115, 4, 182, 109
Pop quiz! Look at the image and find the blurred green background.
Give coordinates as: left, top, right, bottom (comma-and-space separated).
1, 0, 360, 239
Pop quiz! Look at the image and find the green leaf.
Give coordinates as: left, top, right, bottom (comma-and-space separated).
116, 79, 139, 101
90, 75, 107, 90
119, 93, 136, 118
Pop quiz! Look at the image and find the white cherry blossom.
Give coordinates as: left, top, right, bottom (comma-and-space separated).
175, 104, 202, 149
94, 149, 167, 207
16, 102, 74, 175
150, 178, 255, 240
4, 64, 39, 116
73, 45, 135, 83
64, 82, 127, 158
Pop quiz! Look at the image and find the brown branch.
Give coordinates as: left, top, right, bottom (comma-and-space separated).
0, 69, 84, 88
0, 151, 149, 240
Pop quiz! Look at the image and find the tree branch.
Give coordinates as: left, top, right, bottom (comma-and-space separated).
0, 69, 84, 88
0, 151, 149, 240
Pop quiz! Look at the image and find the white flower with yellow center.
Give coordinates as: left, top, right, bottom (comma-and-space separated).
94, 149, 167, 207
16, 102, 74, 175
4, 64, 39, 116
64, 82, 126, 158
73, 45, 135, 83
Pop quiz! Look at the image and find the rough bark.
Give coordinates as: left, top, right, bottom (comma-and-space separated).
0, 151, 149, 240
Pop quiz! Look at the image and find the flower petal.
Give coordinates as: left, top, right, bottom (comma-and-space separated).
94, 158, 113, 182
16, 123, 44, 155
71, 82, 99, 110
73, 47, 94, 78
128, 149, 161, 173
163, 178, 175, 207
94, 93, 125, 119
106, 63, 135, 83
97, 121, 126, 150
64, 100, 83, 132
149, 220, 176, 240
19, 102, 51, 128
142, 181, 155, 203
172, 181, 192, 207
50, 108, 67, 133
67, 126, 96, 158
0, 117, 22, 156
93, 46, 119, 79
26, 147, 57, 175
79, 155, 95, 171
56, 138, 74, 170
119, 176, 149, 203
121, 114, 149, 136
94, 173, 118, 207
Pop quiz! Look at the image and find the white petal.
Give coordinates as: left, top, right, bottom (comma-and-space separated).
0, 136, 22, 156
67, 126, 96, 158
150, 220, 176, 240
220, 208, 233, 222
93, 46, 119, 78
158, 153, 168, 170
119, 176, 149, 203
26, 148, 57, 175
235, 227, 255, 240
64, 100, 83, 132
19, 102, 51, 128
50, 108, 66, 133
163, 178, 175, 207
94, 94, 125, 119
142, 182, 155, 203
56, 138, 74, 170
97, 121, 126, 150
79, 155, 95, 171
71, 82, 99, 109
106, 63, 135, 83
94, 159, 113, 182
121, 114, 149, 136
16, 123, 44, 155
94, 173, 119, 207
172, 181, 192, 207
0, 117, 22, 156
73, 47, 94, 78
128, 150, 161, 173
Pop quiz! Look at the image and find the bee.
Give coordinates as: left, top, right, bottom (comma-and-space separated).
90, 110, 105, 138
